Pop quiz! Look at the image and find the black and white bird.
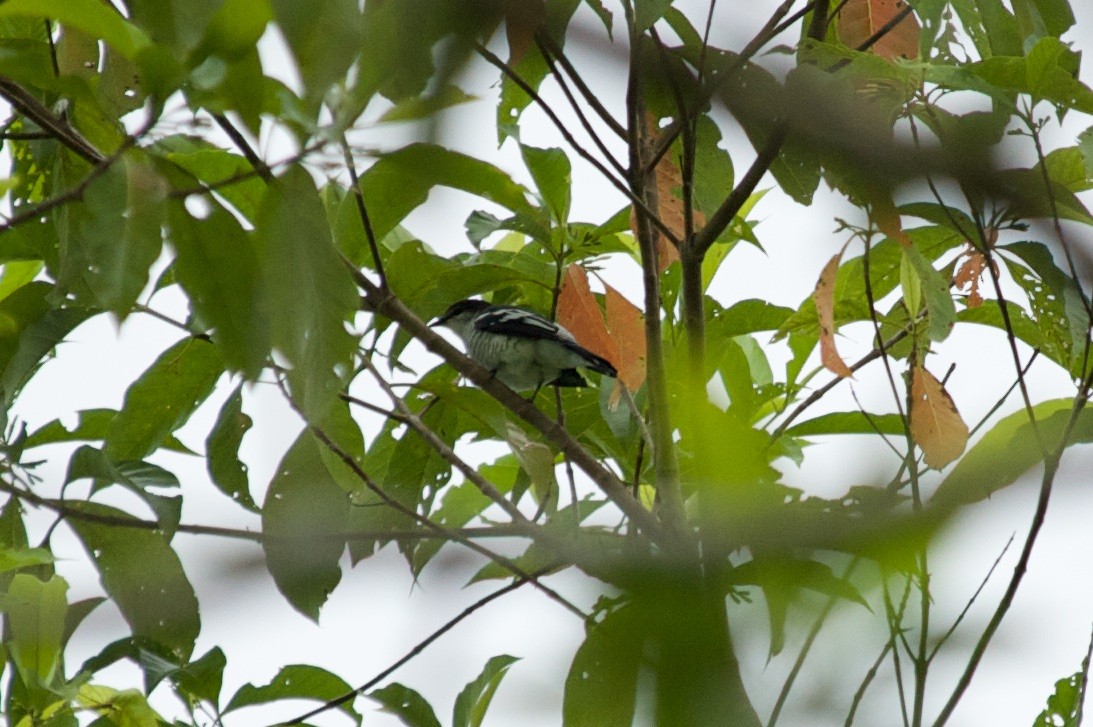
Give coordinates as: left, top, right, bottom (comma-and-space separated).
431, 299, 617, 392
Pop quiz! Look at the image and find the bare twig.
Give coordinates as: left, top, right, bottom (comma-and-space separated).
212, 112, 272, 181
278, 575, 540, 726
341, 136, 387, 287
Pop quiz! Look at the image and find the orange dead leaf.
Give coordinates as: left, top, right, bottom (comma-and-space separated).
629, 112, 706, 273
909, 366, 969, 469
954, 250, 988, 308
605, 285, 646, 392
814, 245, 854, 378
505, 0, 544, 66
557, 265, 619, 367
837, 0, 921, 61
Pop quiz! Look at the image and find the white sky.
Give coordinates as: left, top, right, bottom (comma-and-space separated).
5, 1, 1093, 725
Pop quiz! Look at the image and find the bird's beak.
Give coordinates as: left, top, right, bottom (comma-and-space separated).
429, 315, 446, 327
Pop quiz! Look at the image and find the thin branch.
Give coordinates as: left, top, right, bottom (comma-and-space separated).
931, 389, 1093, 726
474, 43, 681, 248
350, 270, 670, 543
0, 78, 104, 164
0, 479, 527, 542
212, 112, 272, 181
768, 559, 861, 727
278, 575, 537, 726
771, 327, 911, 440
623, 4, 687, 541
341, 136, 387, 287
927, 534, 1014, 662
0, 132, 138, 235
844, 641, 893, 727
536, 36, 628, 179
536, 31, 628, 139
363, 358, 530, 526
167, 142, 327, 201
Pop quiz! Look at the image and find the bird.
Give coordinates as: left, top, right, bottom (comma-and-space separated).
431, 299, 617, 392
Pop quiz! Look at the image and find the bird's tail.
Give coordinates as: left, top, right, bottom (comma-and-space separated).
573, 345, 617, 378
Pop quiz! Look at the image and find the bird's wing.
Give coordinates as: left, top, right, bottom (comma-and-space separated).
473, 307, 575, 342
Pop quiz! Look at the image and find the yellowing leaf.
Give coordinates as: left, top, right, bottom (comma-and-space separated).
605, 285, 646, 392
557, 265, 619, 365
813, 245, 853, 378
837, 0, 921, 61
910, 366, 969, 469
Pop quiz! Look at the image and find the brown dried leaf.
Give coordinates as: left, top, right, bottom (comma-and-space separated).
629, 113, 706, 273
557, 265, 619, 366
837, 0, 921, 61
910, 366, 969, 469
505, 0, 544, 66
814, 246, 854, 378
605, 285, 646, 392
954, 251, 987, 308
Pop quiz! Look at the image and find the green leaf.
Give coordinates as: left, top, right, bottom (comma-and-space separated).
26, 408, 193, 453
205, 386, 258, 511
369, 683, 441, 727
65, 447, 183, 535
192, 0, 273, 63
903, 243, 956, 342
2, 573, 67, 687
971, 38, 1093, 113
0, 548, 53, 574
66, 502, 200, 661
521, 145, 571, 223
169, 203, 270, 379
358, 143, 535, 243
160, 139, 266, 222
56, 153, 166, 316
729, 556, 869, 657
377, 85, 477, 122
1, 306, 91, 407
261, 431, 350, 620
634, 0, 673, 30
563, 603, 643, 727
453, 655, 520, 727
1028, 0, 1075, 36
105, 338, 224, 461
270, 0, 360, 110
0, 0, 151, 59
975, 0, 1023, 57
1033, 666, 1085, 726
933, 399, 1093, 507
256, 167, 358, 421
785, 412, 906, 437
78, 685, 164, 726
226, 664, 361, 723
0, 261, 43, 303
173, 647, 226, 708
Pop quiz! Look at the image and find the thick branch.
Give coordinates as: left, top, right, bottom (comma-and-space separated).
0, 78, 105, 164
353, 275, 670, 543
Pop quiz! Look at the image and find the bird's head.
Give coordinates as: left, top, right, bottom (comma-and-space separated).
431, 299, 491, 335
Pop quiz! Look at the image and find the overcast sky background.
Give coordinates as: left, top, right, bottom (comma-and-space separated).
6, 1, 1093, 724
